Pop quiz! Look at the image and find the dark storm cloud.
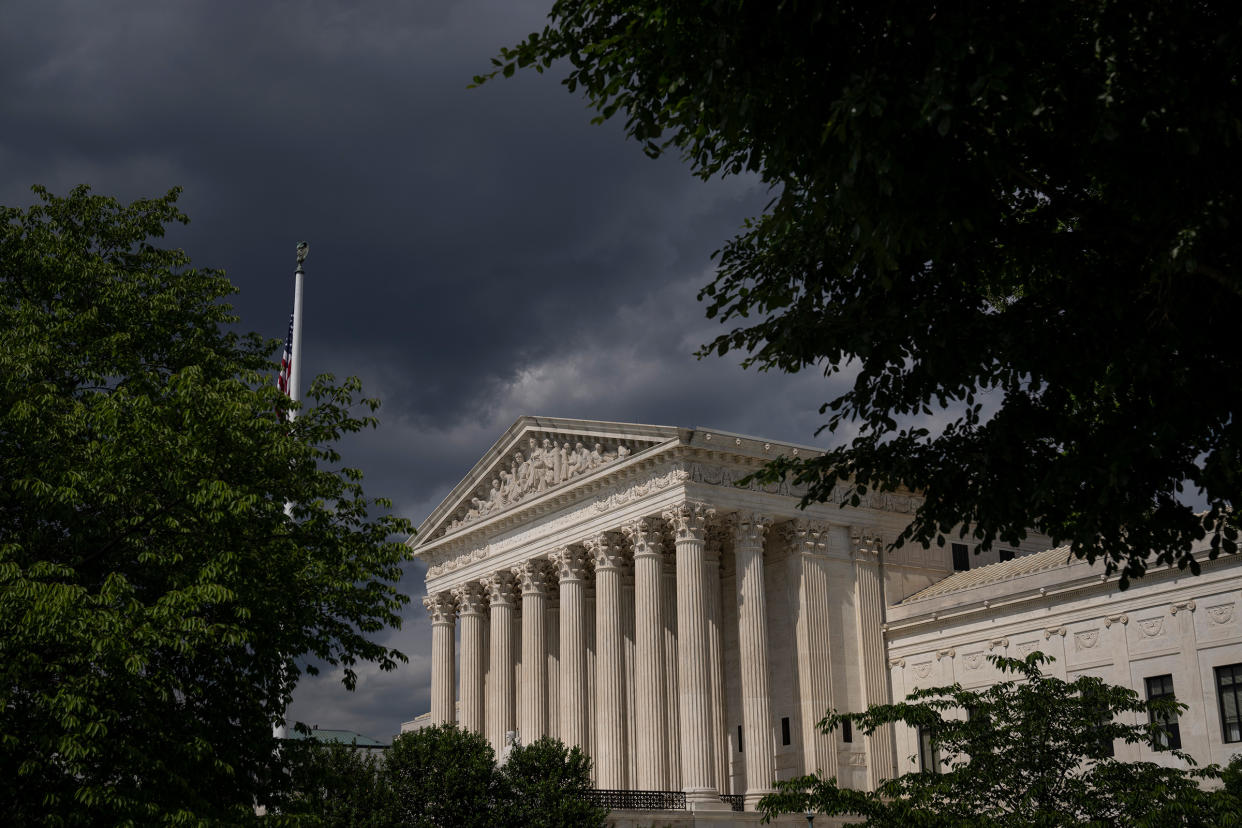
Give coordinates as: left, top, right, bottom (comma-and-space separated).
2, 0, 857, 740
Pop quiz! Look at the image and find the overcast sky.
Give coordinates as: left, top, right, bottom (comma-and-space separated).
1, 0, 853, 741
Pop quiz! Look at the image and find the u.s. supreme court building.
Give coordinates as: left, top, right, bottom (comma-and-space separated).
407, 417, 1242, 825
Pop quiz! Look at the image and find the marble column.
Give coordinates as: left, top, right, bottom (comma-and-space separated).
789, 520, 837, 780
591, 532, 629, 789
662, 548, 682, 789
424, 591, 457, 726
625, 518, 669, 790
514, 560, 550, 742
664, 501, 727, 809
586, 583, 597, 767
734, 513, 776, 806
483, 570, 518, 754
550, 546, 589, 751
704, 529, 729, 795
453, 582, 487, 734
852, 530, 895, 789
545, 597, 560, 741
623, 568, 637, 789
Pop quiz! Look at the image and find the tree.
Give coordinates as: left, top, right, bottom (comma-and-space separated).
0, 186, 413, 823
281, 739, 391, 827
497, 736, 606, 827
299, 725, 606, 828
478, 1, 1242, 585
758, 654, 1242, 827
380, 724, 501, 828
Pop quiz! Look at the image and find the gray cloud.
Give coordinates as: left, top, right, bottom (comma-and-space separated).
5, 0, 854, 741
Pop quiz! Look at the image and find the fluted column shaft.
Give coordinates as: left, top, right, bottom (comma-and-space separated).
662, 552, 682, 789
591, 533, 628, 789
666, 502, 721, 807
425, 592, 457, 726
853, 532, 895, 788
551, 547, 589, 751
546, 599, 560, 741
515, 561, 550, 741
734, 515, 776, 806
483, 571, 518, 754
705, 537, 729, 795
627, 519, 669, 789
791, 521, 836, 779
623, 571, 637, 788
454, 583, 487, 734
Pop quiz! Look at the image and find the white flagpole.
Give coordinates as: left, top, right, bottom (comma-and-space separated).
275, 241, 308, 742
288, 241, 308, 422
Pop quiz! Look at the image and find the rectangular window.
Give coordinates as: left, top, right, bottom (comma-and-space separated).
952, 543, 970, 572
1091, 702, 1115, 758
738, 724, 743, 753
842, 720, 852, 743
1145, 674, 1182, 751
918, 726, 940, 773
781, 717, 791, 746
1217, 663, 1242, 743
999, 548, 1016, 562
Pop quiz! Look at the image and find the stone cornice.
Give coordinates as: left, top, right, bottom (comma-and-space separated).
885, 546, 1240, 638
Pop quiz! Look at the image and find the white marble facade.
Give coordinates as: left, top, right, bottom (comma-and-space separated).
409, 417, 1241, 819
887, 541, 1242, 773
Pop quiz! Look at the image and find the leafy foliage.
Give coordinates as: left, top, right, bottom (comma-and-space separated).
759, 654, 1242, 827
478, 1, 1242, 585
381, 724, 501, 828
282, 726, 605, 828
0, 186, 413, 823
280, 739, 391, 826
497, 736, 606, 827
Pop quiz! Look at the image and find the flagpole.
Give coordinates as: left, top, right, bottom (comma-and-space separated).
275, 241, 307, 742
289, 241, 308, 422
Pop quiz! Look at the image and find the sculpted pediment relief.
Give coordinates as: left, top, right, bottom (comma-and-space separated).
415, 417, 682, 544
447, 435, 637, 532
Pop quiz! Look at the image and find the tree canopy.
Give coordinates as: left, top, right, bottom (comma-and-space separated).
283, 726, 606, 828
479, 1, 1242, 585
759, 653, 1242, 827
0, 186, 412, 823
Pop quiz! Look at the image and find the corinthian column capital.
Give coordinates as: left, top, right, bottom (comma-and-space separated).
622, 518, 665, 558
513, 559, 552, 595
849, 527, 883, 558
783, 518, 830, 556
481, 570, 518, 606
729, 511, 773, 549
452, 581, 487, 615
549, 545, 591, 581
423, 591, 458, 624
662, 501, 714, 542
586, 531, 628, 571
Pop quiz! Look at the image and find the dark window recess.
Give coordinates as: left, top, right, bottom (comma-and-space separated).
918, 726, 940, 773
1217, 663, 1242, 743
1090, 701, 1115, 758
781, 717, 791, 746
999, 548, 1016, 562
737, 724, 743, 753
1145, 674, 1182, 751
952, 543, 970, 572
842, 720, 852, 743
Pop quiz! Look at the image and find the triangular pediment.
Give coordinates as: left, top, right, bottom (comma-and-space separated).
410, 417, 685, 547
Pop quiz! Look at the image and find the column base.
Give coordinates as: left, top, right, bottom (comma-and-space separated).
685, 788, 732, 811
744, 789, 776, 810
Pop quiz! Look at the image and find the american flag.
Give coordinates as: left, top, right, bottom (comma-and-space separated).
277, 313, 293, 411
